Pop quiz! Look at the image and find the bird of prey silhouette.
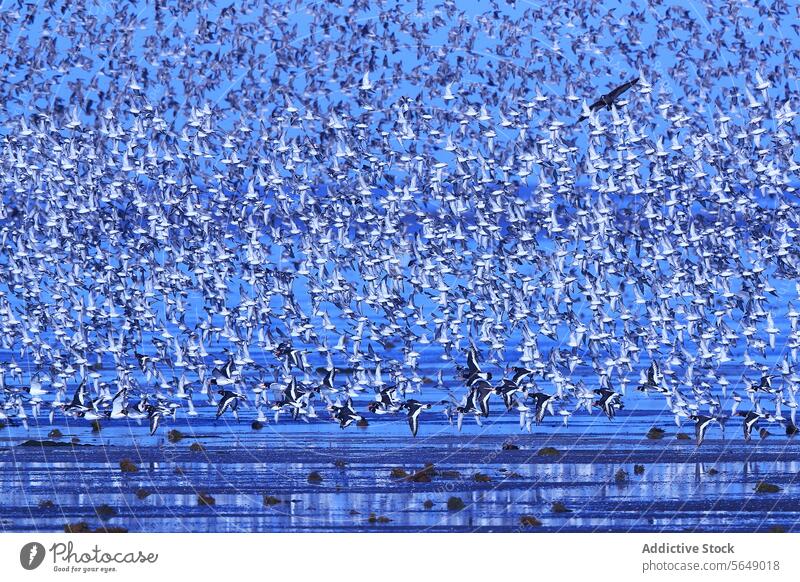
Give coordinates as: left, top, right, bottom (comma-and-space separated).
576, 77, 640, 123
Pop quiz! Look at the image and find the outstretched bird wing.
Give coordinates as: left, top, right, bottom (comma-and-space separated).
576, 99, 596, 123
606, 77, 639, 102
408, 414, 418, 437
588, 97, 607, 112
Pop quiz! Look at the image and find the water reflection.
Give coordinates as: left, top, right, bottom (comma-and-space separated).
2, 448, 799, 532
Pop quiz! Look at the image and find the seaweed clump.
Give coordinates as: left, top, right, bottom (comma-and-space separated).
755, 482, 781, 494
520, 515, 542, 527
447, 496, 466, 511
551, 501, 572, 514
119, 459, 139, 473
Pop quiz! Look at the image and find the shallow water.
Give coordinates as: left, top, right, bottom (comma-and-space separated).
2, 418, 799, 532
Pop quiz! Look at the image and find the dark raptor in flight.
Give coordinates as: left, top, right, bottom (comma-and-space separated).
577, 77, 639, 123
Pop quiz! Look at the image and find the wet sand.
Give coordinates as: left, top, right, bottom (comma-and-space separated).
2, 416, 799, 532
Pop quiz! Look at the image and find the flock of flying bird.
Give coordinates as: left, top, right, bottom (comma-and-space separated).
0, 0, 799, 447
